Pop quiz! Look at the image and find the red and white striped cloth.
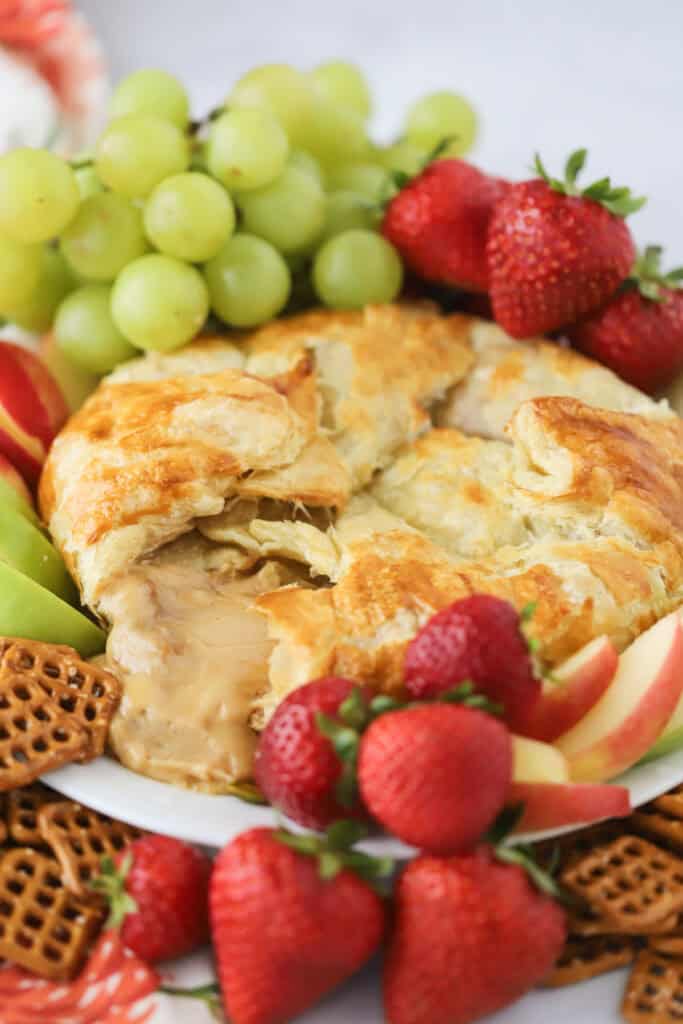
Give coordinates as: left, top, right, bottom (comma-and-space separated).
0, 931, 219, 1024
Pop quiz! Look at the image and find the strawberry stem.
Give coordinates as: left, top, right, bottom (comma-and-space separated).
520, 601, 538, 623
495, 845, 561, 899
385, 135, 459, 199
625, 244, 683, 302
161, 983, 223, 1018
485, 806, 564, 900
275, 823, 395, 888
439, 680, 503, 716
533, 149, 646, 218
90, 853, 139, 930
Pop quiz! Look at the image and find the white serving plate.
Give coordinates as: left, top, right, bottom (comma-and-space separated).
46, 744, 683, 855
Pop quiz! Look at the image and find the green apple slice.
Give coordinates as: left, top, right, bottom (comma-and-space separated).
640, 725, 683, 765
0, 503, 78, 604
0, 475, 39, 526
0, 561, 104, 657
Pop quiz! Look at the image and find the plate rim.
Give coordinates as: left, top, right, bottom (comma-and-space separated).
45, 745, 683, 854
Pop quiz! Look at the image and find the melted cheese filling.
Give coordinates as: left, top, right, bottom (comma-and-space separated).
100, 559, 283, 791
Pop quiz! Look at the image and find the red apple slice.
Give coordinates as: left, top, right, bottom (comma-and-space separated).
556, 612, 683, 782
0, 341, 68, 485
510, 781, 631, 833
519, 636, 619, 742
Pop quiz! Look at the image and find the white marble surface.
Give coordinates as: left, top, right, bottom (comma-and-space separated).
80, 0, 683, 259
71, 4, 682, 1021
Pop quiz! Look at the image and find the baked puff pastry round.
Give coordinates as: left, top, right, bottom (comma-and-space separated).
39, 304, 683, 791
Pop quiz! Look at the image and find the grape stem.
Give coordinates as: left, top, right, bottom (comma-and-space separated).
189, 105, 227, 136
69, 156, 94, 170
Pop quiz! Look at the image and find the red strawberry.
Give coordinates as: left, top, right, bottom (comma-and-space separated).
93, 834, 211, 963
382, 159, 510, 292
358, 703, 512, 853
487, 148, 645, 337
570, 244, 683, 392
254, 676, 373, 830
210, 826, 387, 1024
384, 846, 566, 1024
403, 595, 541, 731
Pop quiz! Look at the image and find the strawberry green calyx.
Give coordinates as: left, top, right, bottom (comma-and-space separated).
316, 687, 405, 807
533, 149, 647, 218
385, 135, 458, 200
626, 244, 683, 302
485, 805, 562, 900
275, 821, 395, 886
317, 682, 502, 808
90, 853, 138, 930
519, 600, 544, 670
160, 983, 223, 1018
438, 680, 503, 716
317, 688, 371, 808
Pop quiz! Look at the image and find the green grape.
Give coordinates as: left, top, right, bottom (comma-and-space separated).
305, 95, 367, 166
379, 139, 427, 177
236, 167, 325, 254
111, 254, 208, 351
204, 233, 291, 327
229, 64, 315, 147
288, 149, 324, 187
0, 237, 42, 309
74, 164, 104, 199
60, 193, 148, 282
313, 229, 403, 309
321, 190, 377, 241
326, 162, 388, 200
361, 139, 383, 162
310, 61, 371, 120
55, 284, 138, 373
207, 109, 288, 192
144, 173, 235, 262
0, 149, 79, 244
405, 91, 477, 157
110, 69, 190, 128
3, 247, 74, 331
95, 115, 190, 198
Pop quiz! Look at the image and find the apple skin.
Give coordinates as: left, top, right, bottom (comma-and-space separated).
0, 561, 104, 657
556, 612, 683, 782
0, 341, 69, 486
512, 735, 569, 784
510, 781, 631, 833
39, 333, 99, 413
0, 451, 37, 523
641, 610, 683, 764
0, 502, 77, 604
519, 636, 619, 743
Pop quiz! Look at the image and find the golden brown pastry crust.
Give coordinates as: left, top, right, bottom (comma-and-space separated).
244, 304, 475, 487
252, 397, 683, 717
439, 319, 672, 439
40, 305, 683, 787
40, 359, 347, 606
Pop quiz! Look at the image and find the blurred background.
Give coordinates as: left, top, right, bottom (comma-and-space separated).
79, 0, 683, 258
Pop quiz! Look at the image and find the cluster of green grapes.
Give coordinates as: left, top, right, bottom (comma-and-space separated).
0, 62, 476, 374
